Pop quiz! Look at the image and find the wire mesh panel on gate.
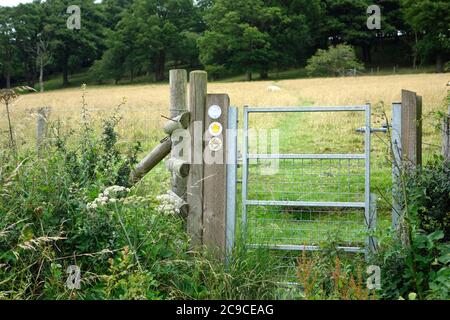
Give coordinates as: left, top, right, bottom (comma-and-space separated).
241, 106, 372, 253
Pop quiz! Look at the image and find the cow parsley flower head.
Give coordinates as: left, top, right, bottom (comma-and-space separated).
87, 185, 130, 210
156, 192, 180, 215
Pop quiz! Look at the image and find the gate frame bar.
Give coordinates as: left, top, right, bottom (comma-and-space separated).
241, 104, 376, 253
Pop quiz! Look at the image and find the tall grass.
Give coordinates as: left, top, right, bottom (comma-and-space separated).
0, 96, 284, 300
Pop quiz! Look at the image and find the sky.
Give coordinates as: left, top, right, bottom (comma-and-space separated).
1, 0, 102, 6
1, 0, 35, 6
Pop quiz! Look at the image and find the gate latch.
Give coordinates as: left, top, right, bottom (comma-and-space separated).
356, 124, 388, 134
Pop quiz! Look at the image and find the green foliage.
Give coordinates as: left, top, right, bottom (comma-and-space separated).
167, 243, 281, 300
198, 0, 323, 79
0, 90, 282, 300
42, 0, 106, 86
373, 229, 449, 300
0, 6, 19, 88
323, 0, 372, 45
371, 157, 450, 300
401, 0, 450, 72
405, 158, 450, 240
95, 0, 198, 83
306, 44, 364, 77
1, 0, 449, 87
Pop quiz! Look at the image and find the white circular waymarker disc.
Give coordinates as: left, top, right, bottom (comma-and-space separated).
208, 137, 223, 152
208, 122, 223, 137
208, 105, 222, 119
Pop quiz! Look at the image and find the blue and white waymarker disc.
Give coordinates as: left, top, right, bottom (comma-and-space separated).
208, 105, 222, 119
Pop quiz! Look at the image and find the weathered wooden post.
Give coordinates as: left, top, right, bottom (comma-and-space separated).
187, 71, 207, 246
130, 137, 171, 184
36, 106, 50, 155
169, 70, 189, 199
391, 90, 422, 235
186, 71, 238, 257
203, 94, 230, 252
400, 90, 422, 168
443, 105, 450, 162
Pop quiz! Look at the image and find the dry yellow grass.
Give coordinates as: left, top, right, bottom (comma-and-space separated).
1, 73, 448, 152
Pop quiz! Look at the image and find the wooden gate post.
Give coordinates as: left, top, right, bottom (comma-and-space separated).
203, 94, 230, 252
186, 71, 236, 256
187, 71, 207, 247
391, 90, 422, 234
400, 90, 422, 169
169, 70, 188, 199
443, 105, 450, 162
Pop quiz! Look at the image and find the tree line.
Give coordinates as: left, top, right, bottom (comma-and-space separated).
0, 0, 449, 89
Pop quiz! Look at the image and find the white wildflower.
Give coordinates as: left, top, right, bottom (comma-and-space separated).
86, 185, 130, 210
156, 191, 181, 215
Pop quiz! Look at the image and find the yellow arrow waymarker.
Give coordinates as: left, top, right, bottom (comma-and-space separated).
209, 122, 223, 136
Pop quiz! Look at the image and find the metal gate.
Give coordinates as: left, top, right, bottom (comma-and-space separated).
241, 105, 376, 253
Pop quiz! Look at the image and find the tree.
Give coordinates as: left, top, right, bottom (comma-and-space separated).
101, 0, 133, 30
42, 0, 105, 87
89, 49, 125, 84
322, 0, 375, 63
267, 0, 327, 72
198, 0, 283, 80
198, 0, 324, 80
130, 0, 197, 81
306, 44, 364, 77
0, 7, 18, 89
12, 2, 47, 88
401, 0, 450, 72
93, 13, 142, 84
35, 34, 52, 92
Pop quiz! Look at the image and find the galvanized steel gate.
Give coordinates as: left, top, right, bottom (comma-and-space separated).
241, 105, 376, 253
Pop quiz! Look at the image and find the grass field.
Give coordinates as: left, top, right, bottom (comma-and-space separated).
4, 72, 448, 149
2, 72, 448, 251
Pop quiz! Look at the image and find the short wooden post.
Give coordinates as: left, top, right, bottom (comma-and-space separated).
36, 107, 50, 155
203, 94, 230, 252
169, 70, 188, 199
443, 105, 450, 162
187, 71, 207, 247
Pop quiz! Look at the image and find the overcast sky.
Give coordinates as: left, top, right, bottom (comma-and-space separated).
1, 0, 102, 6
1, 0, 34, 6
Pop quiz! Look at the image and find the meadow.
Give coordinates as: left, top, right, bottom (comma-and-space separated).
5, 72, 447, 144
1, 72, 448, 299
3, 73, 448, 245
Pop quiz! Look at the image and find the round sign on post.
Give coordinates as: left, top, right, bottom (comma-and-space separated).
209, 122, 223, 137
208, 105, 222, 119
208, 137, 223, 152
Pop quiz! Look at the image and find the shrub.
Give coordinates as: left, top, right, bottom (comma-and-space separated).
371, 157, 450, 300
373, 229, 449, 300
405, 157, 450, 240
306, 44, 364, 77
